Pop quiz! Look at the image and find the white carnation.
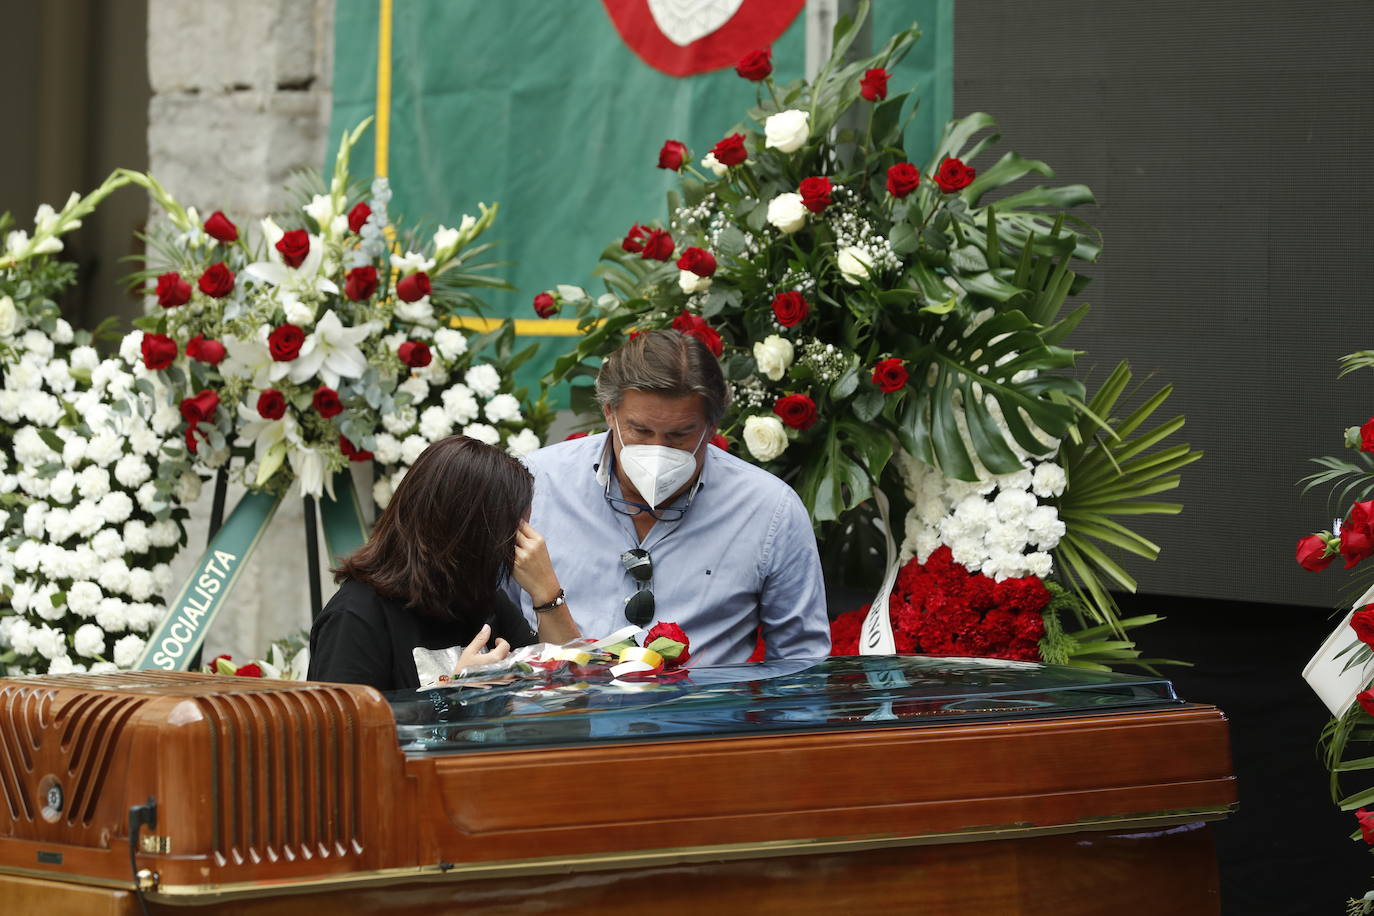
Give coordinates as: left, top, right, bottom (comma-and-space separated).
743, 415, 788, 462
99, 491, 134, 525
175, 472, 202, 503
47, 656, 84, 675
113, 634, 146, 668
465, 364, 501, 399
122, 519, 150, 554
400, 434, 429, 465
484, 393, 522, 424
60, 434, 87, 467
91, 528, 125, 560
394, 297, 434, 324
152, 563, 174, 594
417, 407, 452, 443
506, 428, 541, 457
1031, 462, 1067, 498
1024, 551, 1054, 578
441, 384, 479, 425
52, 318, 74, 344
96, 598, 130, 633
6, 361, 43, 391
148, 519, 180, 548
114, 453, 153, 489
433, 328, 468, 361
12, 540, 41, 572
127, 568, 155, 602
372, 433, 402, 464
70, 345, 100, 370
151, 404, 180, 435
77, 465, 112, 499
462, 423, 500, 446
17, 468, 51, 499
382, 407, 416, 435
22, 502, 49, 539
86, 433, 123, 467
45, 507, 75, 542
22, 392, 63, 427
42, 358, 76, 393
73, 624, 106, 659
128, 425, 161, 457
68, 581, 103, 616
0, 389, 21, 423
372, 476, 394, 510
398, 375, 430, 403
49, 469, 77, 504
33, 586, 66, 622
135, 482, 160, 513
118, 330, 144, 364
98, 558, 132, 594
8, 582, 33, 614
70, 500, 105, 537
993, 489, 1037, 522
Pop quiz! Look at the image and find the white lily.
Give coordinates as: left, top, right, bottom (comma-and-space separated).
390, 249, 435, 274
287, 309, 372, 387
235, 399, 299, 486
288, 443, 332, 499
221, 329, 279, 388
303, 194, 336, 232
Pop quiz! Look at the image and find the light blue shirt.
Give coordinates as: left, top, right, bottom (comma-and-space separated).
508, 432, 830, 666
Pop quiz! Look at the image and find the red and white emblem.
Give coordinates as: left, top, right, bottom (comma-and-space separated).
601, 0, 805, 77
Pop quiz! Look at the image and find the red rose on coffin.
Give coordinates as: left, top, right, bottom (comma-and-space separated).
312, 385, 344, 419
860, 67, 890, 101
347, 201, 372, 234
203, 210, 239, 243
344, 265, 378, 301
198, 262, 235, 298
771, 291, 809, 327
643, 621, 691, 668
1358, 808, 1374, 845
397, 340, 432, 368
799, 176, 833, 213
140, 333, 178, 370
711, 133, 748, 167
275, 229, 310, 268
396, 271, 431, 302
709, 434, 730, 451
621, 223, 649, 253
671, 311, 723, 357
886, 163, 921, 198
640, 229, 675, 261
734, 49, 772, 81
256, 389, 287, 420
155, 271, 192, 308
234, 663, 264, 678
1351, 607, 1374, 648
1295, 534, 1334, 571
676, 247, 717, 277
774, 393, 818, 430
268, 323, 305, 361
872, 358, 909, 393
934, 156, 977, 193
657, 140, 689, 171
339, 434, 374, 462
185, 335, 226, 365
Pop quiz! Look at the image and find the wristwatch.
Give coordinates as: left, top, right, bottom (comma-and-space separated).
532, 588, 567, 613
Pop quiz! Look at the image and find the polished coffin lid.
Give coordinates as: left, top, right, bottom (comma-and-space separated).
0, 658, 1235, 900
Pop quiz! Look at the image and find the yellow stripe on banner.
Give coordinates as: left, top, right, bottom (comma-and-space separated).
374, 0, 393, 178
450, 316, 590, 337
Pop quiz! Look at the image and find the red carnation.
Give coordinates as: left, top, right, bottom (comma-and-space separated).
621, 223, 649, 253
860, 68, 890, 101
799, 176, 833, 213
771, 291, 810, 327
155, 271, 192, 308
828, 606, 868, 656
339, 434, 374, 462
312, 385, 343, 418
774, 393, 818, 430
344, 265, 378, 301
872, 358, 909, 393
185, 335, 226, 365
347, 201, 372, 234
640, 229, 675, 261
657, 140, 689, 171
711, 133, 748, 167
735, 49, 772, 81
141, 333, 178, 370
268, 323, 305, 361
180, 388, 220, 425
934, 156, 977, 193
275, 229, 310, 268
396, 271, 431, 302
397, 340, 432, 368
197, 262, 235, 298
886, 163, 922, 198
676, 247, 717, 277
533, 292, 558, 318
1296, 534, 1333, 572
256, 389, 287, 421
203, 210, 239, 243
672, 311, 723, 357
644, 621, 691, 668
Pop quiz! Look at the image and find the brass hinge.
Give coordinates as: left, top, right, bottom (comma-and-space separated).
140, 834, 171, 854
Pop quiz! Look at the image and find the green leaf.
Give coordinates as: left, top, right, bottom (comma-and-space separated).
38, 429, 65, 455
853, 388, 884, 423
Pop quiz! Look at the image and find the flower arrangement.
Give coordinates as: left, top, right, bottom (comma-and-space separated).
204, 634, 309, 680
538, 4, 1198, 660
123, 119, 550, 507
0, 178, 196, 674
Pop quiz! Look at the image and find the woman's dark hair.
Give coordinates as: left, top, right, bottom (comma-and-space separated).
334, 435, 533, 620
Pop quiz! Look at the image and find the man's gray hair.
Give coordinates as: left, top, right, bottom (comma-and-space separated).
595, 329, 731, 426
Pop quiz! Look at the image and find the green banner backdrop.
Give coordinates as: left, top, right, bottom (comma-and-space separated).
328, 0, 953, 385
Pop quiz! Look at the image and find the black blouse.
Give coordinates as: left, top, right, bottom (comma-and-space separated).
307, 578, 537, 692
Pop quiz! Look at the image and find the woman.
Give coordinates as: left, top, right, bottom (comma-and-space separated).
308, 435, 578, 691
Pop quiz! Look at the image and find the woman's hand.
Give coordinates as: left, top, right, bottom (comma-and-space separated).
513, 521, 561, 607
455, 624, 511, 673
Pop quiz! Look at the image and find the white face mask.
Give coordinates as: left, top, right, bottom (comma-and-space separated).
612, 415, 708, 509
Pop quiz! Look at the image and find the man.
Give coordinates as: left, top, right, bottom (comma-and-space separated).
507, 329, 829, 665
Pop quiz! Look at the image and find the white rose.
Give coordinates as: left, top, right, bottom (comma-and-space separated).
752, 334, 795, 381
465, 364, 501, 399
113, 634, 146, 668
743, 415, 789, 461
484, 393, 522, 424
441, 384, 479, 425
764, 109, 810, 153
0, 294, 16, 336
433, 328, 468, 361
837, 246, 873, 285
678, 269, 713, 294
505, 428, 541, 457
462, 423, 500, 446
74, 623, 106, 659
766, 193, 808, 234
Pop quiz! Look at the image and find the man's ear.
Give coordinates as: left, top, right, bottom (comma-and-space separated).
602, 403, 615, 431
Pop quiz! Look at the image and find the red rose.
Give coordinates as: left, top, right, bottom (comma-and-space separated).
799, 176, 833, 213
1344, 529, 1374, 569
934, 156, 977, 193
564, 431, 589, 441
657, 140, 688, 171
234, 663, 264, 678
203, 210, 239, 243
640, 229, 675, 261
1360, 689, 1374, 718
1352, 607, 1374, 647
312, 385, 343, 418
339, 434, 374, 462
711, 133, 748, 167
180, 388, 220, 425
709, 434, 729, 451
676, 247, 717, 277
644, 621, 691, 668
872, 358, 909, 393
533, 292, 558, 318
268, 323, 305, 361
275, 229, 310, 268
185, 335, 226, 365
155, 271, 192, 308
886, 162, 922, 198
860, 67, 890, 101
344, 265, 378, 301
774, 393, 818, 430
347, 201, 372, 233
397, 340, 432, 368
734, 48, 772, 81
396, 271, 431, 302
197, 262, 235, 298
185, 426, 201, 454
1295, 534, 1334, 571
140, 333, 178, 370
1362, 418, 1374, 453
672, 312, 723, 357
771, 291, 810, 327
256, 389, 287, 420
1358, 808, 1374, 845
621, 223, 649, 253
